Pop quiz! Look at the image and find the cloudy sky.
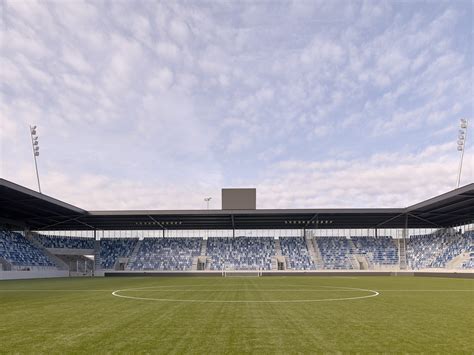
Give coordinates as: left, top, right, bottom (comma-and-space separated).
0, 0, 472, 210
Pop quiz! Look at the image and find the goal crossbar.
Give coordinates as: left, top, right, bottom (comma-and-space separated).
223, 270, 262, 277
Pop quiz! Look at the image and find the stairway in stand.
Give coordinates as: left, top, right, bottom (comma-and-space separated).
275, 238, 282, 256
200, 239, 208, 256
310, 238, 325, 269
305, 236, 319, 268
26, 232, 68, 270
398, 238, 407, 270
94, 240, 101, 271
347, 239, 360, 269
126, 240, 142, 269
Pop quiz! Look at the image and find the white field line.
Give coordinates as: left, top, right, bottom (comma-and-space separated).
0, 289, 115, 291
371, 289, 474, 292
0, 289, 472, 292
111, 286, 380, 303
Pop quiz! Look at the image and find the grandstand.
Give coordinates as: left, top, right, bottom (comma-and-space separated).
351, 236, 399, 267
0, 179, 473, 276
99, 238, 137, 269
279, 236, 315, 270
207, 236, 275, 270
0, 229, 57, 270
1, 230, 473, 274
127, 237, 201, 271
36, 234, 95, 249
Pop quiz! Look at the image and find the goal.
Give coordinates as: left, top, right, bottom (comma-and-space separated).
222, 270, 262, 277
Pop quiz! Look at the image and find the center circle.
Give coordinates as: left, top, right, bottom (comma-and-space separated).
111, 285, 379, 303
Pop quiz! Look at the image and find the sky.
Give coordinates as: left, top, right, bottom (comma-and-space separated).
0, 0, 473, 210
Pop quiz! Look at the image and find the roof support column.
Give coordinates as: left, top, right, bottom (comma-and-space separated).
399, 214, 408, 270
231, 214, 235, 238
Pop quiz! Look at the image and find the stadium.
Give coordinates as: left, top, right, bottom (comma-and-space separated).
1, 179, 473, 352
1, 0, 473, 354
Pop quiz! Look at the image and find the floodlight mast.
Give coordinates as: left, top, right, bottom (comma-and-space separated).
456, 119, 468, 188
204, 197, 212, 210
29, 125, 41, 193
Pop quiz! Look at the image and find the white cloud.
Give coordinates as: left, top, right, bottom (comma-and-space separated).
257, 143, 473, 209
300, 37, 345, 65
1, 1, 472, 213
156, 41, 179, 61
169, 19, 190, 44
3, 141, 469, 211
62, 46, 93, 73
148, 67, 174, 91
255, 88, 274, 102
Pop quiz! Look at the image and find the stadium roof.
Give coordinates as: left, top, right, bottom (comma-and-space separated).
0, 178, 473, 231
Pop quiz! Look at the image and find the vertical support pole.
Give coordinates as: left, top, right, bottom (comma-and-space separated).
400, 214, 408, 270
457, 119, 468, 188
29, 125, 42, 193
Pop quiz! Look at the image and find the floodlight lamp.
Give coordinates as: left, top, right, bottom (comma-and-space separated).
457, 140, 464, 146
33, 140, 39, 145
34, 152, 39, 156
31, 129, 37, 135
458, 134, 465, 140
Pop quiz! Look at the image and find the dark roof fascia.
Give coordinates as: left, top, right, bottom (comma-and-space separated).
0, 178, 86, 214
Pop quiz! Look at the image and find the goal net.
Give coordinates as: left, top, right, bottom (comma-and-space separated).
223, 270, 262, 277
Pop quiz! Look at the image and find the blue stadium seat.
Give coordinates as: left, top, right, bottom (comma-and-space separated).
207, 237, 275, 270
279, 237, 315, 270
351, 236, 398, 266
127, 238, 201, 271
99, 238, 137, 269
315, 237, 353, 269
36, 234, 95, 249
0, 230, 56, 268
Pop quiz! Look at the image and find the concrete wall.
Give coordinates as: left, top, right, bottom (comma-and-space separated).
104, 270, 474, 279
2, 269, 472, 280
0, 270, 69, 280
105, 271, 222, 277
47, 248, 94, 255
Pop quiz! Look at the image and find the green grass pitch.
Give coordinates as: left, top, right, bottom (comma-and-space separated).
0, 276, 473, 353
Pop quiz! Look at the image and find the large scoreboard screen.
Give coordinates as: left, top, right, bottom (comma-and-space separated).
222, 188, 256, 210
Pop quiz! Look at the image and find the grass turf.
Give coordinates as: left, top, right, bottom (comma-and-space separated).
0, 276, 473, 354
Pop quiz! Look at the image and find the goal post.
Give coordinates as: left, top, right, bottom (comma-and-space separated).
223, 270, 262, 277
